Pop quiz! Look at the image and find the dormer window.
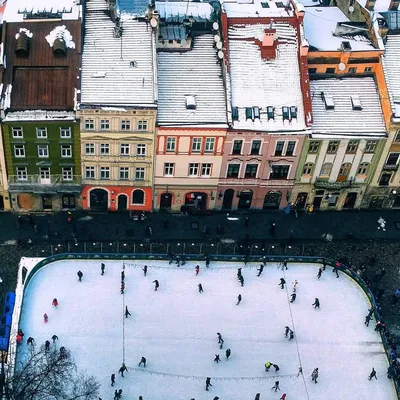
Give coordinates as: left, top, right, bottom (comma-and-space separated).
323, 94, 335, 110
232, 107, 239, 121
282, 107, 289, 120
290, 106, 297, 119
253, 107, 260, 119
245, 107, 253, 120
267, 106, 275, 120
185, 95, 196, 110
351, 95, 362, 110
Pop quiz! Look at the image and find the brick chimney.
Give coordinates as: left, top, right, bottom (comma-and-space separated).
261, 29, 277, 60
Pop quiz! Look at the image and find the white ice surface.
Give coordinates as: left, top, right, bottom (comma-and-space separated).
17, 260, 396, 400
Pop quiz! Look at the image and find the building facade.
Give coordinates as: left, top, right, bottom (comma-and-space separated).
79, 0, 157, 212
0, 1, 82, 211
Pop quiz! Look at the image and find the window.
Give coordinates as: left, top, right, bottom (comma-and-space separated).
121, 120, 131, 131
85, 143, 95, 155
84, 119, 95, 130
282, 107, 289, 120
346, 140, 359, 154
14, 145, 25, 158
365, 140, 377, 153
136, 144, 146, 156
36, 127, 47, 138
100, 120, 110, 130
100, 143, 110, 155
120, 144, 130, 156
189, 163, 199, 176
192, 138, 202, 153
227, 164, 240, 178
60, 127, 71, 138
132, 189, 145, 204
201, 163, 212, 176
61, 145, 72, 158
85, 166, 95, 179
303, 163, 314, 175
40, 167, 50, 179
357, 162, 369, 175
274, 141, 284, 156
290, 107, 297, 119
164, 163, 175, 176
16, 167, 27, 181
348, 67, 357, 74
364, 66, 372, 73
308, 68, 317, 74
137, 120, 148, 131
327, 140, 339, 154
119, 167, 129, 180
232, 140, 242, 155
308, 141, 320, 153
166, 137, 176, 152
62, 167, 73, 181
286, 141, 296, 156
326, 68, 335, 74
38, 144, 49, 158
205, 138, 215, 153
135, 167, 145, 181
270, 165, 289, 180
379, 172, 392, 186
386, 152, 400, 165
320, 163, 333, 176
267, 106, 274, 120
338, 163, 351, 176
245, 164, 258, 178
232, 107, 239, 121
12, 127, 23, 138
395, 131, 400, 143
100, 167, 110, 180
251, 140, 261, 155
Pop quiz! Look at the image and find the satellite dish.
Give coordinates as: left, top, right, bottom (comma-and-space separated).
213, 22, 219, 30
348, 5, 354, 12
216, 41, 223, 50
150, 18, 158, 28
218, 50, 224, 59
214, 34, 220, 43
338, 62, 346, 71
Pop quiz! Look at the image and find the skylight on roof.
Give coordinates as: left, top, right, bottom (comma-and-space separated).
185, 95, 197, 110
323, 94, 335, 110
351, 95, 362, 110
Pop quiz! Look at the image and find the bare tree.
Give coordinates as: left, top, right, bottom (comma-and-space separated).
3, 346, 100, 400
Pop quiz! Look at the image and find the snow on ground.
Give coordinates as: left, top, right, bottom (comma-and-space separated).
17, 259, 396, 400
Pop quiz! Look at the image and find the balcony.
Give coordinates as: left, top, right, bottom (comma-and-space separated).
8, 175, 81, 194
314, 178, 352, 190
383, 163, 399, 171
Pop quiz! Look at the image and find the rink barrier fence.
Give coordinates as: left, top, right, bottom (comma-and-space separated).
6, 253, 399, 399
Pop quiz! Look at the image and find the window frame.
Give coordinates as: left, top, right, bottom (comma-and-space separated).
191, 138, 202, 153
132, 189, 145, 205
61, 144, 72, 158
327, 140, 339, 154
270, 165, 290, 180
85, 166, 95, 179
119, 167, 130, 180
201, 163, 212, 177
37, 144, 49, 158
85, 143, 95, 155
365, 140, 377, 153
244, 164, 258, 178
135, 167, 145, 181
320, 162, 333, 176
100, 119, 110, 131
62, 167, 73, 181
121, 120, 131, 131
286, 141, 296, 156
36, 127, 48, 139
302, 162, 314, 175
395, 131, 400, 143
205, 138, 215, 153
60, 127, 72, 138
12, 127, 23, 138
166, 137, 176, 152
308, 141, 320, 153
357, 162, 369, 175
14, 144, 25, 158
346, 140, 359, 154
136, 144, 146, 157
100, 166, 110, 180
39, 167, 50, 179
226, 164, 240, 178
250, 140, 261, 155
274, 141, 285, 156
120, 143, 130, 156
189, 163, 200, 177
164, 163, 175, 176
100, 143, 110, 155
16, 167, 27, 181
84, 119, 95, 130
386, 152, 400, 165
137, 120, 148, 131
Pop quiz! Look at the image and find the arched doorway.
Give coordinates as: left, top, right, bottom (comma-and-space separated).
132, 189, 145, 205
118, 194, 128, 211
185, 192, 207, 210
263, 190, 282, 209
222, 189, 234, 210
160, 193, 172, 210
90, 189, 108, 211
238, 190, 253, 209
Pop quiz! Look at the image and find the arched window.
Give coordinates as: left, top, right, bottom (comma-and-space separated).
320, 163, 333, 176
132, 189, 144, 205
357, 162, 369, 175
302, 162, 314, 175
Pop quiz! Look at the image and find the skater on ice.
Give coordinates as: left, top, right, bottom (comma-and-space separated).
101, 263, 105, 275
195, 265, 200, 275
239, 275, 244, 286
119, 363, 128, 377
236, 294, 242, 305
311, 368, 319, 383
217, 332, 223, 343
219, 338, 224, 349
290, 293, 296, 303
283, 261, 288, 270
257, 264, 264, 276
43, 313, 48, 323
365, 314, 372, 326
279, 278, 286, 289
254, 394, 260, 400
121, 271, 125, 283
114, 389, 119, 400
206, 377, 212, 391
333, 262, 340, 278
369, 368, 377, 380
198, 283, 204, 293
312, 298, 320, 309
125, 306, 131, 318
292, 280, 298, 292
317, 268, 323, 280
284, 326, 290, 337
27, 336, 35, 345
289, 330, 294, 340
44, 340, 50, 351
153, 280, 159, 291
273, 364, 280, 372
120, 282, 125, 294
280, 394, 287, 400
51, 334, 58, 343
111, 373, 115, 386
138, 356, 147, 367
271, 381, 280, 391
214, 354, 221, 363
143, 265, 148, 276
265, 361, 272, 371
52, 298, 58, 308
297, 366, 303, 376
226, 348, 231, 359
77, 270, 83, 282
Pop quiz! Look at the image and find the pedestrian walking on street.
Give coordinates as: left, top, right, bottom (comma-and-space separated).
214, 354, 221, 363
257, 264, 264, 276
317, 268, 323, 280
125, 306, 131, 318
153, 280, 159, 291
365, 314, 372, 326
369, 368, 377, 380
312, 298, 320, 309
198, 283, 204, 293
77, 270, 83, 282
118, 363, 128, 377
120, 282, 125, 294
206, 377, 212, 391
143, 265, 148, 276
226, 348, 231, 359
333, 262, 340, 278
111, 373, 115, 386
101, 263, 105, 275
311, 368, 319, 383
138, 356, 147, 367
290, 293, 296, 303
195, 265, 200, 275
271, 381, 280, 392
279, 278, 286, 289
236, 294, 242, 305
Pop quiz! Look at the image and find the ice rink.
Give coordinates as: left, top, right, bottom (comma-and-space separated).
16, 258, 396, 400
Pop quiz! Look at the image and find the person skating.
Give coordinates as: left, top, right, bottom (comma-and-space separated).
153, 280, 159, 291
289, 330, 294, 340
114, 389, 119, 400
52, 298, 58, 308
44, 340, 50, 351
120, 282, 125, 294
237, 268, 242, 279
59, 346, 67, 360
51, 334, 58, 343
369, 368, 377, 380
271, 381, 280, 392
77, 270, 83, 282
101, 263, 105, 275
283, 261, 288, 270
43, 313, 48, 323
143, 265, 148, 276
226, 348, 231, 359
213, 397, 219, 400
367, 307, 374, 318
333, 262, 340, 278
312, 298, 320, 309
257, 264, 264, 276
285, 326, 291, 337
317, 268, 323, 280
297, 366, 303, 377
236, 294, 242, 305
118, 363, 128, 377
118, 389, 123, 398
125, 306, 131, 318
198, 283, 204, 293
121, 271, 125, 283
206, 377, 212, 391
217, 332, 223, 343
239, 275, 244, 287
111, 373, 115, 386
311, 368, 319, 383
138, 356, 147, 367
265, 361, 272, 371
365, 314, 372, 326
195, 265, 200, 275
219, 338, 224, 349
273, 364, 280, 372
214, 354, 221, 363
254, 394, 260, 400
279, 278, 286, 289
290, 293, 296, 303
292, 280, 298, 292
280, 394, 287, 400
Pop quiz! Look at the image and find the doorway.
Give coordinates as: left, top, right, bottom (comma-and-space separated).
42, 195, 52, 210
295, 192, 308, 209
238, 190, 253, 209
393, 195, 400, 208
118, 194, 128, 211
222, 189, 234, 210
90, 189, 109, 211
160, 193, 172, 210
343, 192, 357, 209
263, 191, 282, 209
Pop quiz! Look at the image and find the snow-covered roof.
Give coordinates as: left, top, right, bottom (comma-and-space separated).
310, 77, 386, 138
156, 1, 216, 22
3, 0, 80, 22
221, 0, 295, 18
157, 34, 227, 126
80, 0, 156, 107
383, 34, 400, 119
227, 22, 307, 132
4, 110, 76, 122
304, 7, 374, 51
